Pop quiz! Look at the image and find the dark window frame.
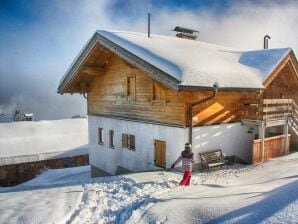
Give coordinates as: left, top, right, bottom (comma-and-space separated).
98, 128, 104, 145
109, 130, 115, 149
122, 133, 135, 151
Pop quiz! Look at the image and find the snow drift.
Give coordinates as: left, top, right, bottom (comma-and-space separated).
0, 119, 88, 165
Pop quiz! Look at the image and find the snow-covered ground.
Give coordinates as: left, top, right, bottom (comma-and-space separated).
0, 119, 88, 165
1, 152, 298, 224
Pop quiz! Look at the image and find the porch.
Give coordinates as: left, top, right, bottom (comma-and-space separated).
241, 98, 298, 164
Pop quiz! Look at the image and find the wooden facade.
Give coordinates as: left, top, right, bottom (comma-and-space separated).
87, 52, 262, 127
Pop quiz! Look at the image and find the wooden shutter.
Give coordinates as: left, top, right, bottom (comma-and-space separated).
122, 134, 128, 148
127, 76, 135, 97
152, 82, 166, 101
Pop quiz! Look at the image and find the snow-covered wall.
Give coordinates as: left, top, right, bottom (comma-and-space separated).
0, 119, 88, 165
89, 116, 254, 175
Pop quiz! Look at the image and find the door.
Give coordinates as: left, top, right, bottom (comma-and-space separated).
154, 140, 166, 168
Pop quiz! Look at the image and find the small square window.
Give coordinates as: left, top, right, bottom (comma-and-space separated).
109, 130, 114, 149
122, 134, 135, 151
98, 128, 104, 145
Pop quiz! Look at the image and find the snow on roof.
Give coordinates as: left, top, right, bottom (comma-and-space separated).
59, 30, 292, 92
0, 119, 88, 165
97, 30, 265, 89
239, 48, 291, 81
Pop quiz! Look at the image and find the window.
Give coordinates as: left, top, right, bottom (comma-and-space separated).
109, 130, 114, 149
127, 76, 136, 98
122, 133, 135, 151
98, 128, 104, 145
152, 81, 166, 101
128, 135, 135, 150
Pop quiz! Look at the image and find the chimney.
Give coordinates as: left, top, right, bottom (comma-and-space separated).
172, 26, 199, 40
264, 35, 271, 49
148, 13, 150, 38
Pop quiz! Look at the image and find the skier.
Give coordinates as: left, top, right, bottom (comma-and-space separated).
171, 143, 194, 186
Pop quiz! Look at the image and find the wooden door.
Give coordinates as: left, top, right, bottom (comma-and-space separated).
154, 140, 166, 168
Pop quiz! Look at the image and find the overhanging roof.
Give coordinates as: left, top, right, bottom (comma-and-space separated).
58, 30, 295, 94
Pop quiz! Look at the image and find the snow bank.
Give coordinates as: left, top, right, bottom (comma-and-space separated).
1, 153, 298, 224
0, 119, 88, 165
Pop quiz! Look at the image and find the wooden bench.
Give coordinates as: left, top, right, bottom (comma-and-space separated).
199, 149, 229, 172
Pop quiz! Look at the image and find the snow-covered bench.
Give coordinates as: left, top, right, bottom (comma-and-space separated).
199, 149, 229, 172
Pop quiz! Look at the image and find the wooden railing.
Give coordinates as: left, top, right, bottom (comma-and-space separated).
252, 134, 291, 164
289, 100, 298, 134
240, 98, 293, 121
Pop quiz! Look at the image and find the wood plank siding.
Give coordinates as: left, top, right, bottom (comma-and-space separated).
88, 55, 186, 126
87, 52, 259, 126
262, 60, 298, 104
185, 91, 259, 126
252, 134, 290, 164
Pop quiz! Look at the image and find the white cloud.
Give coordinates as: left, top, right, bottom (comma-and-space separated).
0, 0, 297, 120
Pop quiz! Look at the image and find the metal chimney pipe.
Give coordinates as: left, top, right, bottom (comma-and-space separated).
264, 35, 271, 49
148, 13, 151, 38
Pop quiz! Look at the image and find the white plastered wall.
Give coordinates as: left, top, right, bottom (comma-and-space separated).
191, 123, 254, 163
88, 115, 187, 175
89, 116, 254, 175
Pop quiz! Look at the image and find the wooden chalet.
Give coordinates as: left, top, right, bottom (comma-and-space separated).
58, 30, 298, 176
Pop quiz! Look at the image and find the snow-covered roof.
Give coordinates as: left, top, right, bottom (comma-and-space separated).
0, 119, 88, 165
58, 30, 293, 92
239, 48, 291, 81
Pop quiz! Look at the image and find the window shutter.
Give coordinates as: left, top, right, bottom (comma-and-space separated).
127, 76, 136, 97
122, 134, 128, 148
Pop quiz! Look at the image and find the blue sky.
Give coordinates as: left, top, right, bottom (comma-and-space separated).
0, 0, 297, 120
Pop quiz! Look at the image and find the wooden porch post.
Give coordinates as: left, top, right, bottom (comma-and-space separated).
284, 118, 289, 154
259, 124, 266, 162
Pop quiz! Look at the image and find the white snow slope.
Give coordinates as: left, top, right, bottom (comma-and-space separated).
1, 152, 298, 224
0, 119, 88, 165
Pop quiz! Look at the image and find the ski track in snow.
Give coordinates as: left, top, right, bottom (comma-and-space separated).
67, 176, 176, 224
65, 166, 251, 224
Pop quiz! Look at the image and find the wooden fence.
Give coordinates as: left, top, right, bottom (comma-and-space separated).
0, 154, 89, 187
252, 134, 290, 164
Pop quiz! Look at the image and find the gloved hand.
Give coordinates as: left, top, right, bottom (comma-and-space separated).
171, 164, 175, 169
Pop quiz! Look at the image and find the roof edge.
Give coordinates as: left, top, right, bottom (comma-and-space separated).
262, 48, 295, 87
178, 85, 263, 92
58, 31, 181, 94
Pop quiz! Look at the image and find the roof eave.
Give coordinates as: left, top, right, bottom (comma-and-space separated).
262, 48, 296, 88
178, 85, 264, 92
58, 32, 181, 94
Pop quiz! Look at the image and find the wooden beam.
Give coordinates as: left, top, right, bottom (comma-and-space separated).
288, 58, 298, 80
